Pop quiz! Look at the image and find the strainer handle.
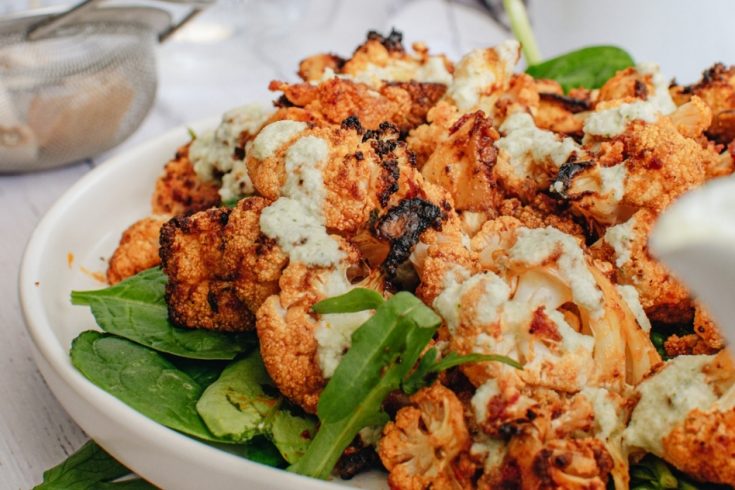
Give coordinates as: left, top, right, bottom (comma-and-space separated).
157, 6, 204, 43
26, 0, 102, 41
26, 0, 212, 44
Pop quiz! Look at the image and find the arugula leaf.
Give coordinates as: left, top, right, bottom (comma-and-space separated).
311, 287, 384, 314
71, 331, 222, 442
71, 268, 254, 360
525, 46, 634, 92
34, 440, 155, 490
402, 348, 521, 395
289, 292, 441, 479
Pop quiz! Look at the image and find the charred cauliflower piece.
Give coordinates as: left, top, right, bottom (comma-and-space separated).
379, 384, 473, 490
664, 302, 726, 358
257, 247, 382, 413
678, 63, 735, 144
151, 144, 221, 216
269, 77, 446, 133
159, 197, 287, 332
591, 208, 692, 324
248, 117, 447, 239
597, 66, 658, 105
298, 29, 453, 88
495, 112, 585, 203
421, 111, 503, 212
553, 114, 714, 227
107, 215, 169, 284
625, 350, 735, 486
477, 388, 626, 490
406, 41, 522, 166
439, 224, 659, 394
534, 79, 589, 136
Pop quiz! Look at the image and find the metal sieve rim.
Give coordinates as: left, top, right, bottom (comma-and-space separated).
0, 5, 171, 37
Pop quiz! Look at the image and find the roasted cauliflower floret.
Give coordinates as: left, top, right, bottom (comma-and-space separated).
406, 40, 522, 166
188, 104, 274, 202
476, 388, 626, 490
591, 208, 692, 324
257, 245, 383, 413
624, 350, 735, 486
553, 114, 714, 227
534, 79, 589, 136
151, 144, 221, 216
248, 118, 448, 241
269, 77, 445, 133
495, 112, 585, 203
597, 66, 657, 105
159, 197, 287, 332
678, 63, 735, 144
378, 383, 473, 490
444, 40, 520, 116
421, 111, 503, 212
496, 196, 585, 241
437, 224, 659, 394
664, 302, 725, 357
107, 215, 169, 284
299, 29, 453, 88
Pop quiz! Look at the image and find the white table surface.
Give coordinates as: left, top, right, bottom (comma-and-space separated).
1, 0, 733, 487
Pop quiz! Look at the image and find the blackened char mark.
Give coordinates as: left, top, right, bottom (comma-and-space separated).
366, 29, 404, 53
274, 94, 295, 108
341, 115, 363, 133
378, 159, 400, 207
550, 161, 592, 199
362, 121, 400, 144
374, 198, 443, 278
335, 445, 382, 480
538, 92, 591, 113
633, 79, 649, 99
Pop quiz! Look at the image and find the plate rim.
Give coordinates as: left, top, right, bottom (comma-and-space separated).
18, 117, 360, 489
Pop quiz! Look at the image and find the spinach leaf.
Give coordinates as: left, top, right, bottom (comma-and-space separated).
71, 331, 221, 442
167, 357, 228, 388
240, 437, 287, 468
289, 292, 441, 479
402, 347, 521, 395
196, 353, 278, 443
525, 46, 634, 92
34, 440, 155, 490
269, 409, 317, 464
71, 268, 254, 360
629, 454, 726, 490
196, 352, 317, 463
311, 287, 384, 314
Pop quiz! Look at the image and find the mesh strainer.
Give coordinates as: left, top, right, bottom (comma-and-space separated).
0, 1, 211, 172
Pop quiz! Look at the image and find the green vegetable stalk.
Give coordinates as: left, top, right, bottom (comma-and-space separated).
503, 0, 541, 65
502, 0, 635, 92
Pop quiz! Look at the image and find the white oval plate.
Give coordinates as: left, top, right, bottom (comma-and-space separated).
19, 119, 385, 490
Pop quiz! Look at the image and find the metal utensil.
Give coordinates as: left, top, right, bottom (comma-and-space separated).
0, 0, 213, 172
